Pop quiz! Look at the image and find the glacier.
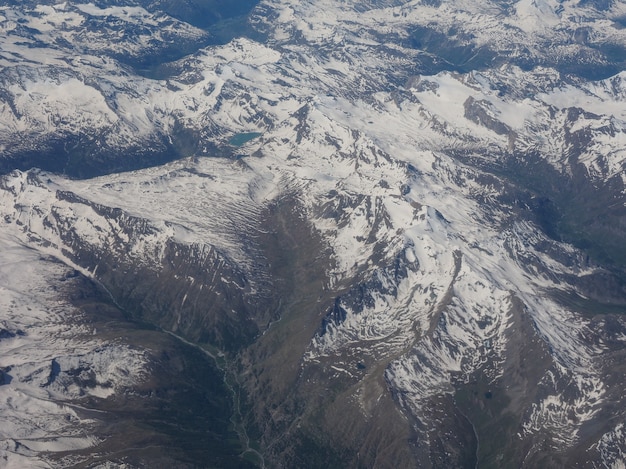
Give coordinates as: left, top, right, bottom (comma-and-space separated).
0, 0, 624, 467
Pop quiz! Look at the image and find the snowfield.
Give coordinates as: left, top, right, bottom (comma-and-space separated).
0, 0, 625, 466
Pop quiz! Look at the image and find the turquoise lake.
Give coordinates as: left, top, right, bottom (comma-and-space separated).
229, 132, 262, 146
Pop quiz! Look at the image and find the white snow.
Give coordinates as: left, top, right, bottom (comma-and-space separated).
0, 218, 150, 468
0, 0, 623, 461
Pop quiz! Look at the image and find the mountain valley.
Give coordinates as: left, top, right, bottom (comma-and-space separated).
0, 0, 625, 467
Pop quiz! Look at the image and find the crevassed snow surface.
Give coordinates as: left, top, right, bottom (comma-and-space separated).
0, 0, 624, 464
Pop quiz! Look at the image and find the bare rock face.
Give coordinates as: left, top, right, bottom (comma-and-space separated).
0, 223, 258, 468
0, 0, 626, 467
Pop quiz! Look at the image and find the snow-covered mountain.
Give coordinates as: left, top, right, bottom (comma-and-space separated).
0, 0, 625, 467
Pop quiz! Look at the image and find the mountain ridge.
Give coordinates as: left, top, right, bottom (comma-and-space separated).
0, 0, 625, 467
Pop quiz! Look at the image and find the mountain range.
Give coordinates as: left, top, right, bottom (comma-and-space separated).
0, 0, 625, 467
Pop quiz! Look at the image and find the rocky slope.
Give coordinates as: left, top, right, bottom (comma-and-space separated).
0, 0, 625, 467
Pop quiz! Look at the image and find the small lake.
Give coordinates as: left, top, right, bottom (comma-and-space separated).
229, 132, 263, 147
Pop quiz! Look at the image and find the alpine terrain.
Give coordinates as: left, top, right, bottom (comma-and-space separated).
0, 0, 625, 467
